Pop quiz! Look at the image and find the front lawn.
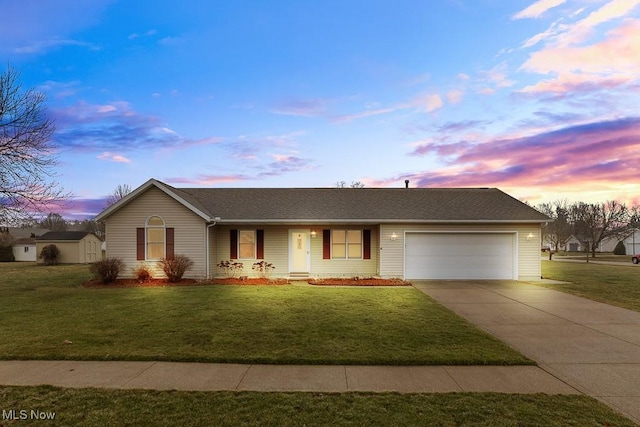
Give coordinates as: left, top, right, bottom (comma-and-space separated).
0, 263, 529, 365
2, 386, 635, 427
542, 260, 640, 312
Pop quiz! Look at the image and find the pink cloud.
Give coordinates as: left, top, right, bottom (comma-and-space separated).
97, 152, 131, 163
395, 117, 640, 198
522, 19, 640, 74
520, 18, 640, 94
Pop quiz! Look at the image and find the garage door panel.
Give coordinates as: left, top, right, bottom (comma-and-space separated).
405, 233, 515, 280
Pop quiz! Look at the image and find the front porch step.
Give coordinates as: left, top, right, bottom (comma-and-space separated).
289, 272, 310, 279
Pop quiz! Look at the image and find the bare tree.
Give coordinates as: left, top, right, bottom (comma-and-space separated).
0, 65, 66, 224
570, 200, 628, 257
336, 180, 365, 188
39, 212, 67, 231
105, 184, 132, 208
537, 199, 572, 252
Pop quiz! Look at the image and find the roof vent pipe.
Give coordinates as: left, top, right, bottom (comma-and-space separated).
404, 179, 409, 188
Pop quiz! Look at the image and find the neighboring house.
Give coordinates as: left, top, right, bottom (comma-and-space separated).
12, 238, 37, 261
564, 235, 583, 252
565, 229, 640, 254
35, 231, 103, 264
0, 228, 49, 262
623, 229, 640, 255
96, 179, 549, 281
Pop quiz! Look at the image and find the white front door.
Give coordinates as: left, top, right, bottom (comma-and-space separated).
290, 230, 309, 273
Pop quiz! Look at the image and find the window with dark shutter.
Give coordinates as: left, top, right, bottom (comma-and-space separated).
230, 229, 238, 259
166, 228, 175, 259
363, 229, 371, 260
256, 229, 264, 259
136, 228, 145, 260
322, 229, 331, 259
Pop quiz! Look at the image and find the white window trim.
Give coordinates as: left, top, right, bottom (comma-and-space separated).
238, 229, 257, 260
331, 229, 363, 260
146, 215, 166, 261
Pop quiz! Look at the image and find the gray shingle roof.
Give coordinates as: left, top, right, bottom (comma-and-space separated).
36, 231, 93, 241
172, 186, 549, 223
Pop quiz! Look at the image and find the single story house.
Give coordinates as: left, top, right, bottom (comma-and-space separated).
564, 229, 640, 254
0, 227, 49, 262
36, 231, 103, 264
96, 179, 549, 281
623, 229, 640, 255
12, 238, 37, 261
564, 235, 583, 252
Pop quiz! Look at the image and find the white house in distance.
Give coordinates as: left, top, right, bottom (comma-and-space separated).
12, 238, 38, 261
96, 179, 550, 281
564, 229, 640, 254
0, 227, 50, 262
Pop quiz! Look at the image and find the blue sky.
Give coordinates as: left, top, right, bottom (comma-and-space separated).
2, 0, 639, 219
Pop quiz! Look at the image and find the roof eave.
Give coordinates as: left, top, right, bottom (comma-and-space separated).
95, 178, 212, 222
214, 219, 550, 224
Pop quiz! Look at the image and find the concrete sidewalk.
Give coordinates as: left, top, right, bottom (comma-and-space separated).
0, 360, 577, 394
414, 280, 640, 425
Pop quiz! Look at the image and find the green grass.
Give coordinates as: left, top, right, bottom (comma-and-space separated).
0, 263, 530, 365
552, 252, 635, 262
542, 260, 640, 312
1, 386, 635, 427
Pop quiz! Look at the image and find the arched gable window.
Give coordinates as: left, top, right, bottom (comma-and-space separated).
136, 217, 174, 261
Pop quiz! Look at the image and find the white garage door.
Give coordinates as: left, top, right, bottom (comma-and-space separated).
405, 233, 515, 280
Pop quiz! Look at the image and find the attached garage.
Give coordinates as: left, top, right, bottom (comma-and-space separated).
405, 232, 516, 280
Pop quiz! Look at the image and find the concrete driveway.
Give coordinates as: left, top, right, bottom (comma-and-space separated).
413, 280, 640, 425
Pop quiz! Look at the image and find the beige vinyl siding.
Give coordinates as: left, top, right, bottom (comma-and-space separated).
36, 241, 79, 264
104, 187, 206, 278
212, 225, 379, 278
35, 235, 103, 264
310, 226, 379, 278
379, 223, 542, 280
517, 224, 542, 280
213, 225, 289, 278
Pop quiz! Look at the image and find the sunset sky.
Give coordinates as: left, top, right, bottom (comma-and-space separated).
2, 0, 639, 219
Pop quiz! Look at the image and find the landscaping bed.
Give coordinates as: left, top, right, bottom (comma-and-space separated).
83, 277, 290, 288
309, 277, 411, 286
209, 277, 290, 285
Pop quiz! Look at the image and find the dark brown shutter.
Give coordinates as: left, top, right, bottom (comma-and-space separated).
230, 229, 238, 259
322, 229, 331, 259
166, 228, 175, 259
136, 228, 145, 260
256, 229, 264, 259
363, 229, 371, 260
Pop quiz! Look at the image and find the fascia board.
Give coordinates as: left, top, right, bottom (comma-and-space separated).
95, 179, 212, 222
214, 219, 550, 224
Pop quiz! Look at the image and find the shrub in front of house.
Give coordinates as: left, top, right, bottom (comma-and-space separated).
252, 261, 275, 278
90, 257, 125, 284
0, 245, 15, 262
132, 264, 153, 283
613, 241, 626, 255
217, 260, 244, 278
159, 254, 194, 282
39, 244, 60, 265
